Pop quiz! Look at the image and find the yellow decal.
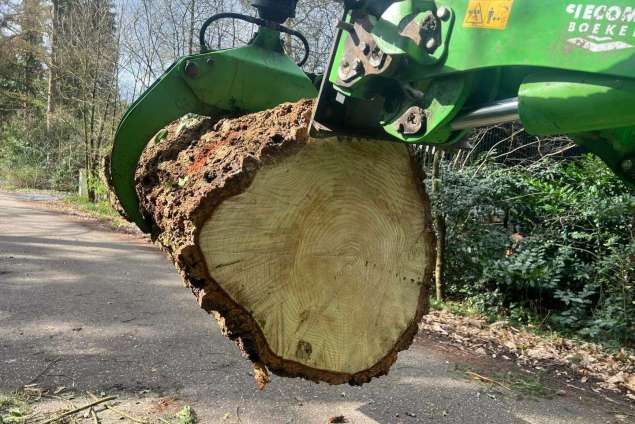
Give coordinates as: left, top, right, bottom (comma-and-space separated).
463, 0, 514, 30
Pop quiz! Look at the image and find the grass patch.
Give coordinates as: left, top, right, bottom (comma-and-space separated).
64, 194, 120, 218
0, 392, 32, 424
429, 299, 481, 318
173, 405, 197, 424
509, 374, 556, 398
62, 194, 133, 230
459, 366, 556, 399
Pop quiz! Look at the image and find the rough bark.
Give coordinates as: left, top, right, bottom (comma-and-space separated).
135, 100, 436, 386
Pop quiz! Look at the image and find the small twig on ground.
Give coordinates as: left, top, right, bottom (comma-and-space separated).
44, 393, 77, 409
612, 411, 635, 417
466, 371, 511, 391
24, 358, 62, 387
538, 311, 552, 329
8, 413, 41, 423
90, 407, 99, 424
236, 406, 242, 424
87, 392, 149, 424
39, 395, 116, 424
600, 394, 620, 405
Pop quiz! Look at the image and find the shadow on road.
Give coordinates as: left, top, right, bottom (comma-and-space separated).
0, 192, 621, 424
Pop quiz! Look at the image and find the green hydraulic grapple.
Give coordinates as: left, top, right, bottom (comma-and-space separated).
111, 0, 635, 233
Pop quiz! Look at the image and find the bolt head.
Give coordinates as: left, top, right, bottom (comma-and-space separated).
426, 38, 437, 51
359, 41, 371, 56
184, 60, 199, 78
369, 46, 385, 68
437, 6, 450, 20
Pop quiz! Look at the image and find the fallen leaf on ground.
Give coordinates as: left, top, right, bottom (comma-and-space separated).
420, 310, 634, 398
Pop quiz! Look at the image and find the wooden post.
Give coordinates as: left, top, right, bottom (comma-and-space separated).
78, 169, 88, 198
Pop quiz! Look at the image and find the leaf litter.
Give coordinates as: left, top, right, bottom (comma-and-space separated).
420, 310, 635, 400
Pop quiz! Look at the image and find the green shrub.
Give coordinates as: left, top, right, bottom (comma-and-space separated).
430, 155, 635, 347
0, 114, 84, 191
2, 165, 48, 189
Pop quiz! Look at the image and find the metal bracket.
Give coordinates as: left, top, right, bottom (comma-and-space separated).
372, 1, 455, 66
335, 10, 396, 87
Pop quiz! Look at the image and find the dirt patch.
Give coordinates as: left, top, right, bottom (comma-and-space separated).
149, 396, 181, 414
414, 328, 635, 422
418, 310, 635, 403
0, 388, 193, 424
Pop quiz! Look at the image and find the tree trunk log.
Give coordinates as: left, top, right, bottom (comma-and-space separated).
135, 100, 435, 386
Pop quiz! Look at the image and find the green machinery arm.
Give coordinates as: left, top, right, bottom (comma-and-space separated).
311, 0, 635, 188
110, 26, 316, 232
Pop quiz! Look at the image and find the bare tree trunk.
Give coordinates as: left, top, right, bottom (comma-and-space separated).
284, 18, 294, 57
46, 0, 59, 132
431, 148, 446, 302
19, 0, 43, 118
187, 0, 195, 54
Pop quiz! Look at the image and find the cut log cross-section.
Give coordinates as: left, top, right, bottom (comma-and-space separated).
135, 100, 435, 386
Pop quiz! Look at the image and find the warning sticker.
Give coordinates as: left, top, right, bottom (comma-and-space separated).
463, 0, 514, 30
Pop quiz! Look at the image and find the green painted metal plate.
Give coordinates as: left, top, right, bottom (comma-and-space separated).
329, 0, 635, 87
385, 0, 635, 80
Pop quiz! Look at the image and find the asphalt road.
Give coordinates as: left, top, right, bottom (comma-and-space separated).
0, 191, 623, 423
